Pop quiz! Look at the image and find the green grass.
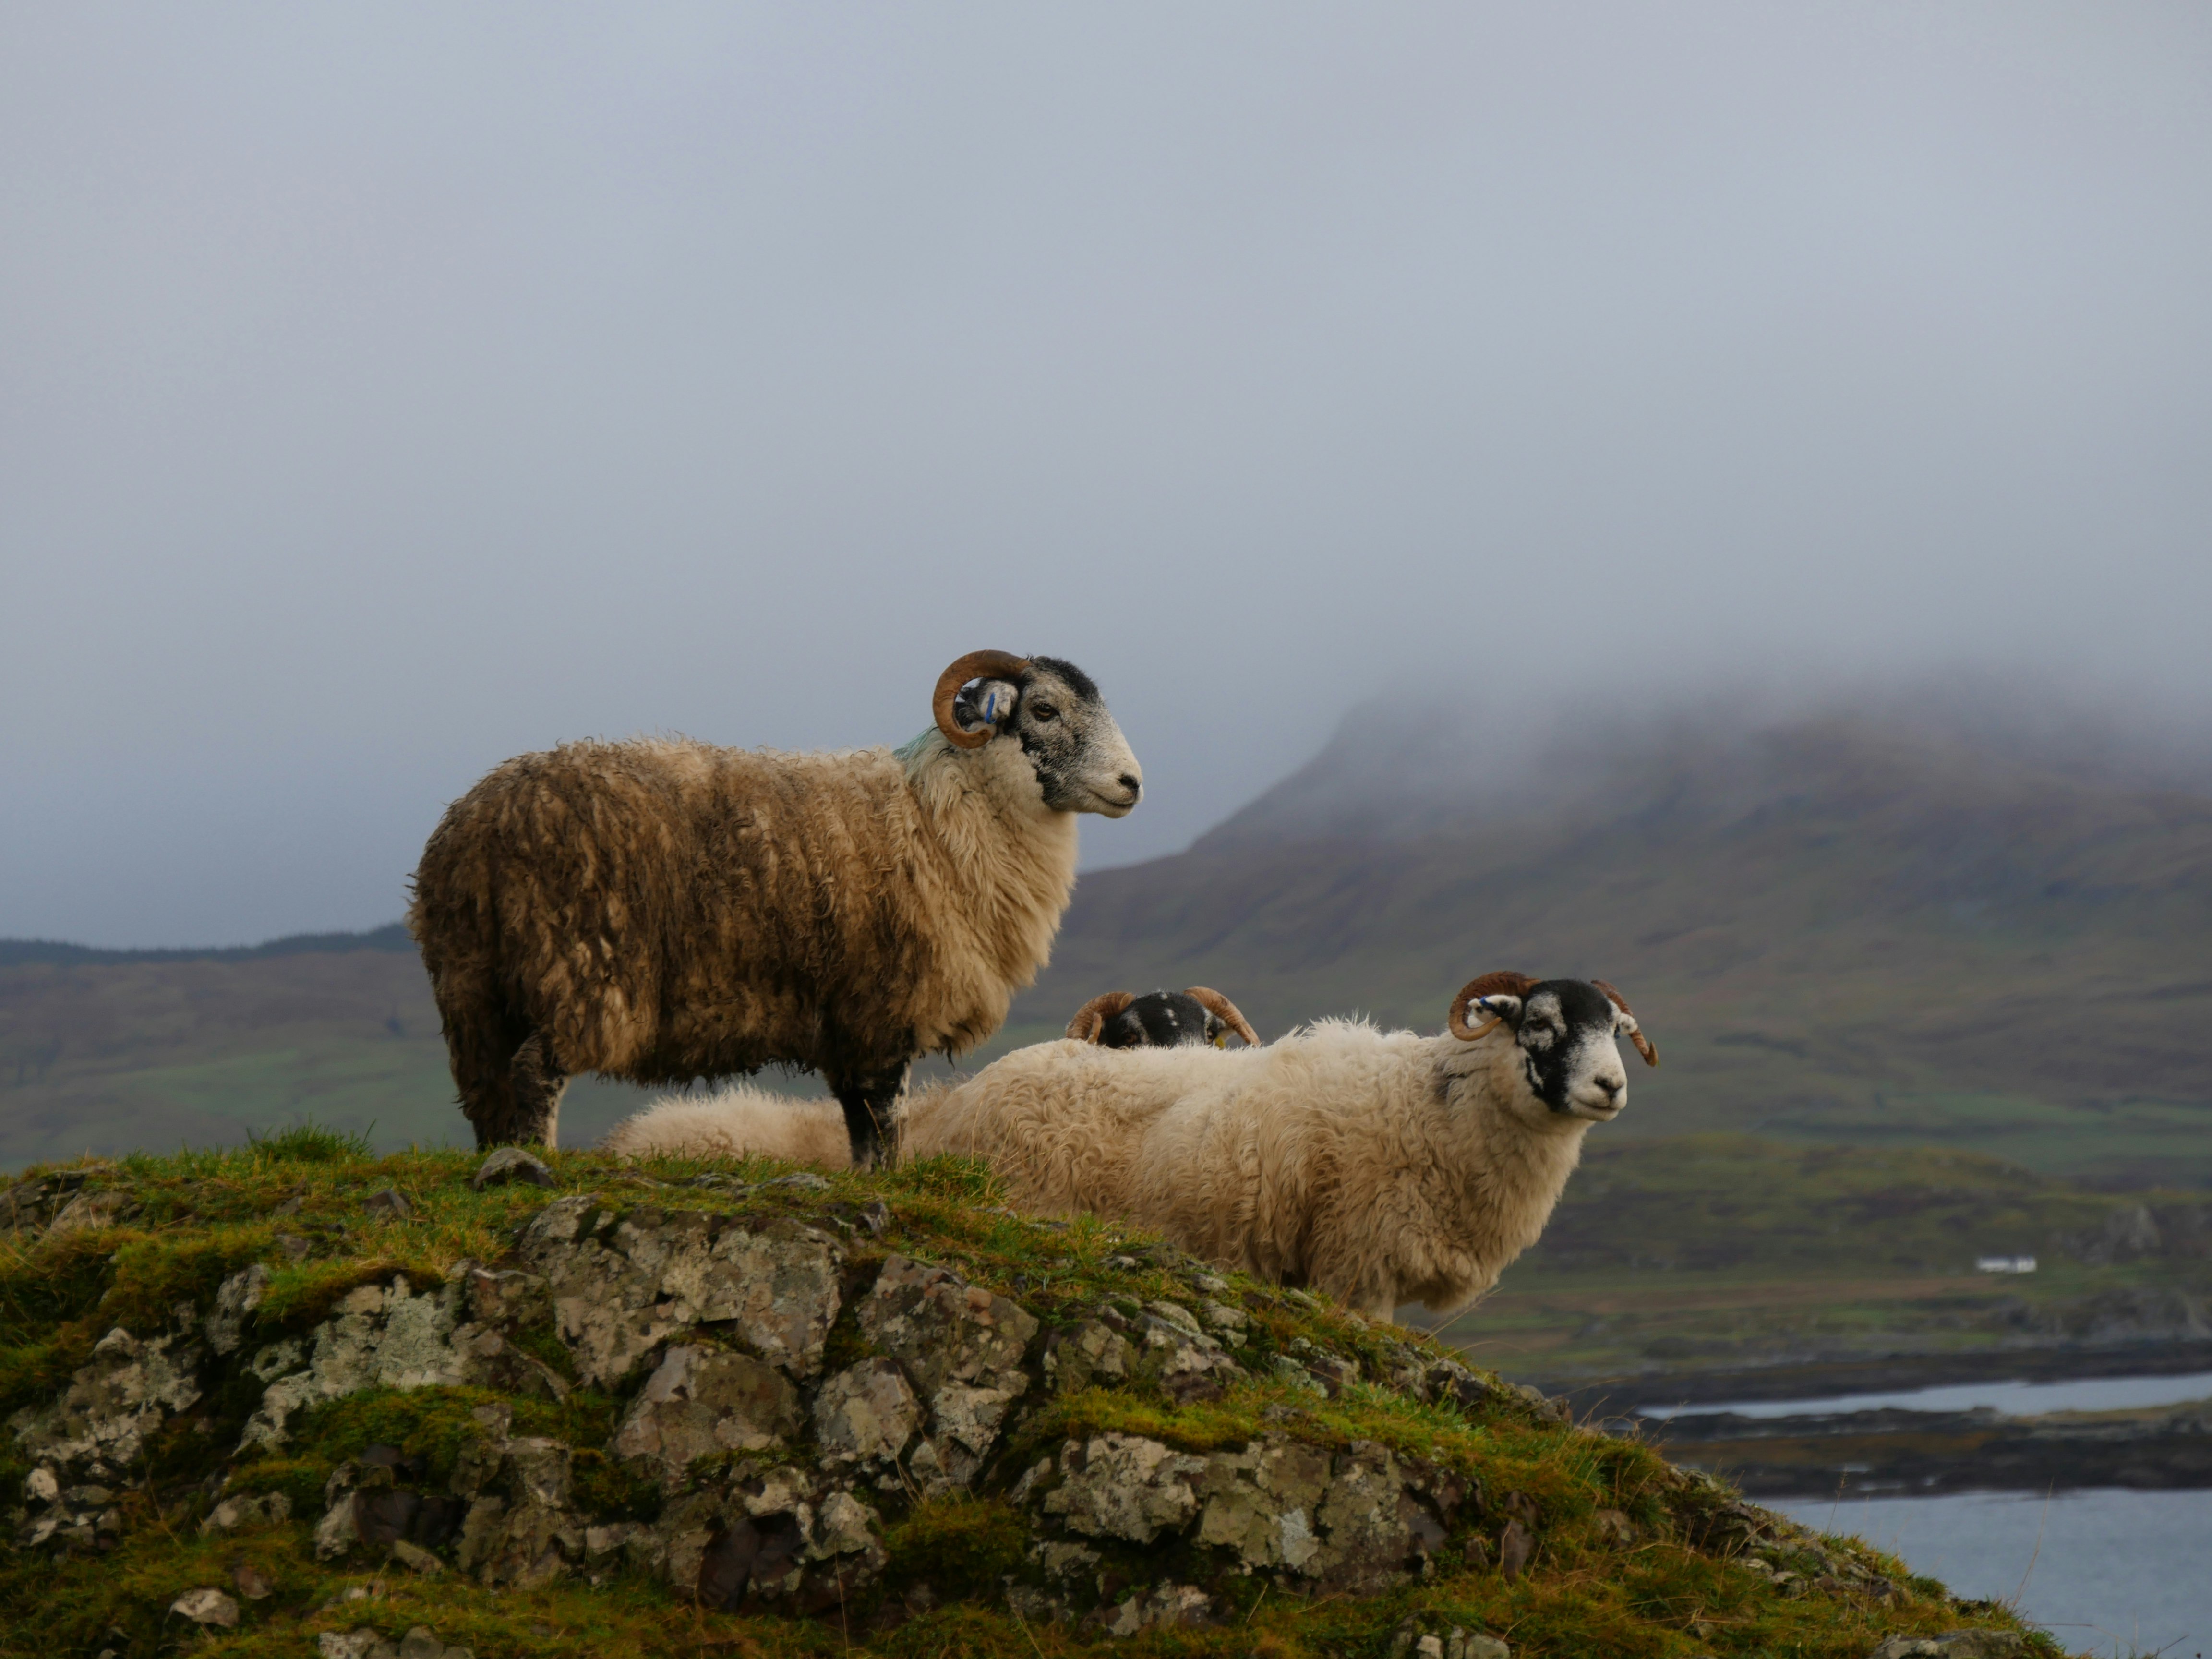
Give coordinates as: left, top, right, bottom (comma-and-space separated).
0, 1138, 2068, 1658
1444, 1136, 2212, 1387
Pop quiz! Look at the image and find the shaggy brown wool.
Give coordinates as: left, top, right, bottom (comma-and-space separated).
409, 731, 1092, 1153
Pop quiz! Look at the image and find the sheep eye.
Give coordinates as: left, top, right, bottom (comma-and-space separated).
1030, 703, 1058, 721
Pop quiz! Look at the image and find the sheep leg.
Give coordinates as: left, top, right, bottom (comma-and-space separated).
830, 1062, 910, 1170
488, 1028, 568, 1149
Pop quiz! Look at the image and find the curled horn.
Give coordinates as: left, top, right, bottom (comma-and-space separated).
1066, 990, 1137, 1043
1447, 971, 1539, 1043
933, 650, 1032, 749
1591, 979, 1659, 1067
1184, 986, 1260, 1048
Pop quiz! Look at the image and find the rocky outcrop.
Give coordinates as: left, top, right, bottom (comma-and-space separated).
10, 1325, 204, 1547
6, 1182, 1525, 1625
516, 1196, 844, 1385
858, 1255, 1039, 1494
0, 1169, 2032, 1653
1013, 1427, 1471, 1607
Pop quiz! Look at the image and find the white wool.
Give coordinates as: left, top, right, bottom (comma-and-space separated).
600, 1085, 853, 1167
609, 1016, 1620, 1324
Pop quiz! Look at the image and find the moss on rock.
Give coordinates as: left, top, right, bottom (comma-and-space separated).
0, 1143, 2068, 1658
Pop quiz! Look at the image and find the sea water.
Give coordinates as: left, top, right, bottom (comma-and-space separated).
1643, 1370, 2212, 1421
1779, 1488, 2212, 1658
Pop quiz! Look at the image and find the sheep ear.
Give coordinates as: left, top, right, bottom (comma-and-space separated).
1472, 994, 1524, 1028
957, 679, 1022, 733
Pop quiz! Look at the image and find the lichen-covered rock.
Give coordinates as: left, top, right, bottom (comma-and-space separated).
10, 1325, 203, 1498
0, 1173, 86, 1233
1022, 1431, 1467, 1596
449, 1322, 569, 1402
1093, 1583, 1216, 1636
813, 1358, 923, 1473
1312, 1440, 1453, 1592
1042, 1433, 1208, 1543
1124, 1302, 1241, 1402
1044, 1319, 1134, 1394
170, 1586, 240, 1627
517, 1197, 844, 1385
651, 1461, 887, 1615
1197, 1299, 1249, 1346
1420, 1357, 1503, 1413
1390, 1622, 1510, 1659
242, 1278, 467, 1448
466, 1492, 585, 1587
200, 1490, 292, 1534
46, 1189, 138, 1236
312, 1448, 470, 1566
241, 1274, 572, 1448
859, 1256, 1039, 1493
459, 1264, 553, 1329
613, 1344, 802, 1485
206, 1263, 270, 1356
320, 1630, 474, 1659
1194, 1437, 1333, 1569
1868, 1635, 2026, 1659
15, 1479, 124, 1550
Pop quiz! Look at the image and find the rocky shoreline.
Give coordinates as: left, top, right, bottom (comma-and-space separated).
1538, 1341, 2212, 1415
1622, 1398, 2212, 1499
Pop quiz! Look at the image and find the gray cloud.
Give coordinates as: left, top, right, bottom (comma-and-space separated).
4, 4, 2208, 944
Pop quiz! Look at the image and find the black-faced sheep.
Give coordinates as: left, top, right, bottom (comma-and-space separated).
902, 971, 1659, 1320
598, 984, 1259, 1165
407, 650, 1141, 1166
1064, 987, 1262, 1050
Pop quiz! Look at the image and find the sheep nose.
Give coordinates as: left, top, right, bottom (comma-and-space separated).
1118, 773, 1142, 800
1595, 1076, 1622, 1101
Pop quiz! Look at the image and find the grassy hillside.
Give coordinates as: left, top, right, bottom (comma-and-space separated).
0, 1138, 2056, 1658
1455, 1137, 2212, 1392
0, 940, 793, 1167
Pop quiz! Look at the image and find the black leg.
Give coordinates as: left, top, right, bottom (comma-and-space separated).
830, 1062, 910, 1169
504, 1029, 569, 1148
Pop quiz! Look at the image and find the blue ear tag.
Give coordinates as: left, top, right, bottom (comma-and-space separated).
982, 689, 1001, 723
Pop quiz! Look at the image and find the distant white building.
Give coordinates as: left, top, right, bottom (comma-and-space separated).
1975, 1254, 2037, 1274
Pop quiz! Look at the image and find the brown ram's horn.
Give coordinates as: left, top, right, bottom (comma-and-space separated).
1591, 979, 1659, 1067
1066, 990, 1137, 1043
1184, 986, 1260, 1048
1447, 970, 1539, 1042
933, 650, 1032, 749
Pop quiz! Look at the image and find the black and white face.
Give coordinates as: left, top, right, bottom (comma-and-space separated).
1466, 979, 1634, 1119
955, 656, 1142, 816
1097, 990, 1225, 1049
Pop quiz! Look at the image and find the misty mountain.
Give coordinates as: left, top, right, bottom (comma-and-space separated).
1008, 699, 2212, 1187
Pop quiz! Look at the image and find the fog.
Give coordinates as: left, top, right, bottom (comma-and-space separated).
4, 5, 2208, 947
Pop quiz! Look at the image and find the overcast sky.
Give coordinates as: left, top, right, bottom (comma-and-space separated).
4, 4, 2209, 946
